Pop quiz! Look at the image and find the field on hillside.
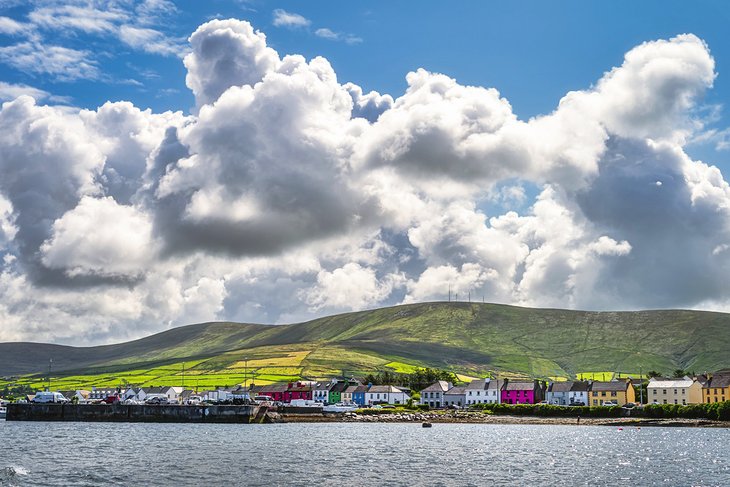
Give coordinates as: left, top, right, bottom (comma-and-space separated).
2, 302, 729, 391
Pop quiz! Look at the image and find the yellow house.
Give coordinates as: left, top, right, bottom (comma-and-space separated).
647, 378, 703, 405
702, 373, 730, 403
589, 380, 636, 406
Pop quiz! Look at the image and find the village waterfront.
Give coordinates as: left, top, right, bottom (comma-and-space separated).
1, 421, 729, 486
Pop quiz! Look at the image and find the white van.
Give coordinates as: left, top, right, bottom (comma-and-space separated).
32, 391, 69, 404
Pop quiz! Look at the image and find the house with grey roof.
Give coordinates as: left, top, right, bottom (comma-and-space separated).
366, 385, 409, 406
443, 386, 466, 407
546, 381, 589, 406
465, 379, 503, 405
420, 380, 452, 408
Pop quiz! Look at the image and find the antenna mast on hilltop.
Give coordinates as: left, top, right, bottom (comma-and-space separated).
448, 284, 451, 302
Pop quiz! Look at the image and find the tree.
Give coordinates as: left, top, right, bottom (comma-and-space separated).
646, 370, 661, 378
672, 369, 686, 378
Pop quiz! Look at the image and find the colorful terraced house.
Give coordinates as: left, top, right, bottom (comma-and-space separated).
589, 379, 635, 406
501, 380, 545, 404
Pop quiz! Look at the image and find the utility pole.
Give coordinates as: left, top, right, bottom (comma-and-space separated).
448, 284, 451, 302
639, 366, 643, 404
182, 362, 185, 389
244, 357, 249, 389
48, 358, 53, 392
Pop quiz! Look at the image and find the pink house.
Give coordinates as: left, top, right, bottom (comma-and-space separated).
501, 380, 545, 404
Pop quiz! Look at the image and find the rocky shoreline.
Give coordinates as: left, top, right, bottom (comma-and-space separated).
276, 411, 728, 428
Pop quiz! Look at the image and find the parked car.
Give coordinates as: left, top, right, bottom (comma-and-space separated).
622, 402, 636, 409
570, 401, 586, 406
145, 394, 169, 405
602, 401, 618, 406
103, 394, 121, 404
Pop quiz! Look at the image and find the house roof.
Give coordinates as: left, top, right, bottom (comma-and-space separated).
330, 381, 349, 393
570, 381, 590, 392
353, 385, 369, 393
548, 381, 573, 393
260, 383, 289, 393
288, 383, 312, 392
590, 381, 629, 392
421, 380, 451, 393
465, 379, 489, 391
368, 385, 404, 394
344, 385, 359, 394
142, 386, 168, 395
505, 381, 535, 391
445, 386, 466, 395
707, 374, 730, 388
648, 379, 695, 389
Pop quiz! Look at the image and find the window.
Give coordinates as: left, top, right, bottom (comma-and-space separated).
674, 389, 677, 394
663, 390, 667, 394
682, 389, 685, 394
611, 392, 617, 397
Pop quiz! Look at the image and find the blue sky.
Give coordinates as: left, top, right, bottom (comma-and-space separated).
2, 1, 728, 169
3, 1, 730, 344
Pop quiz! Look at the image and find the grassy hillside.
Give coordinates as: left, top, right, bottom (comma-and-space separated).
1, 302, 729, 391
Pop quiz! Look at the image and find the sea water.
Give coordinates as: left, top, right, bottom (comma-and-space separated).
1, 421, 728, 486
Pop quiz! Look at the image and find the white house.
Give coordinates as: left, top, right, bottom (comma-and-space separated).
420, 381, 452, 408
443, 386, 466, 407
546, 381, 590, 405
313, 381, 333, 403
648, 377, 703, 405
366, 385, 409, 405
88, 387, 118, 401
464, 379, 502, 405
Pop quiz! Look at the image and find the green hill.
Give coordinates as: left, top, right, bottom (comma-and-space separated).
1, 302, 729, 390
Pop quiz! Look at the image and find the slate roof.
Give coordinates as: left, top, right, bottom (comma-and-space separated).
505, 381, 535, 391
288, 382, 312, 392
344, 385, 359, 394
487, 379, 506, 391
590, 381, 629, 392
421, 380, 451, 393
260, 383, 289, 393
707, 374, 730, 388
570, 381, 590, 392
648, 379, 695, 389
330, 381, 349, 393
548, 381, 573, 393
353, 385, 369, 393
465, 379, 489, 391
444, 386, 466, 396
368, 385, 405, 394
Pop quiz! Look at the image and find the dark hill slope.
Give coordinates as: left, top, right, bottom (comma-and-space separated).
1, 302, 729, 378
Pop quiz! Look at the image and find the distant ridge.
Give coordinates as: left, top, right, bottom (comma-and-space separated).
1, 302, 729, 379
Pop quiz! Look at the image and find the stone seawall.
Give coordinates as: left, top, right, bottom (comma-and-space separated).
6, 403, 258, 423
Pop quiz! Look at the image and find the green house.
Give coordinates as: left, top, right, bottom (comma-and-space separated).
327, 380, 349, 404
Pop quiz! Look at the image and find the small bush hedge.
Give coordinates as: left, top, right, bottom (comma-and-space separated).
467, 401, 730, 420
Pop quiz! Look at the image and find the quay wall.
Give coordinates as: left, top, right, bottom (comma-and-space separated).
6, 403, 258, 423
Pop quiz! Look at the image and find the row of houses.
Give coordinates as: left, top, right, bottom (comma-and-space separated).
250, 380, 410, 407
420, 370, 730, 408
43, 370, 730, 408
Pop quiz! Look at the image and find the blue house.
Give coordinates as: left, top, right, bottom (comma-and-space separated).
352, 385, 369, 406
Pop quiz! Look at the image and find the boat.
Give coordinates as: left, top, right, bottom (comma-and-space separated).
322, 402, 359, 413
0, 405, 6, 420
422, 422, 432, 428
